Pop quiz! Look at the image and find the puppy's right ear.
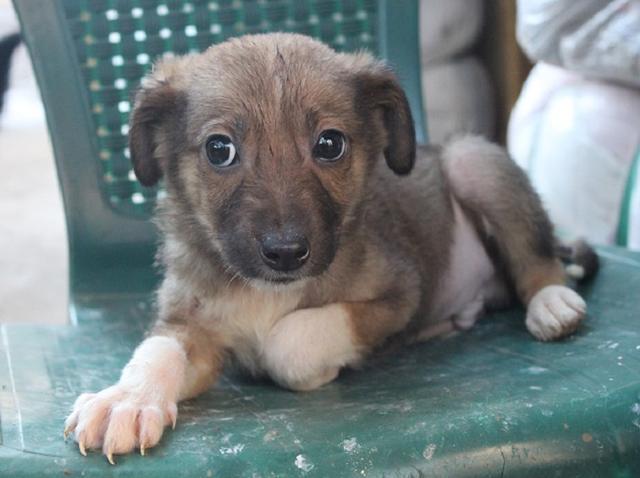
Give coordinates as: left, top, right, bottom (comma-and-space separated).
128, 78, 182, 187
353, 61, 416, 175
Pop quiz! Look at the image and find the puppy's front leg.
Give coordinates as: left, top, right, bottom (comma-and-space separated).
263, 300, 412, 391
64, 323, 223, 463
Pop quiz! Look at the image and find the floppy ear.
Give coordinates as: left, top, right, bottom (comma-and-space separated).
355, 65, 416, 175
128, 79, 182, 187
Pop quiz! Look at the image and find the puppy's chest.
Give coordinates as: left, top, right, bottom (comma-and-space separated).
201, 287, 303, 372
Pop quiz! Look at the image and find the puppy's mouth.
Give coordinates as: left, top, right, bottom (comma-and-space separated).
221, 257, 312, 287
237, 264, 318, 290
266, 276, 296, 284
254, 268, 312, 286
247, 273, 311, 291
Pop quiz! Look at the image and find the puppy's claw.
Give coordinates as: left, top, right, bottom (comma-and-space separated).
140, 445, 146, 456
168, 403, 178, 430
78, 441, 87, 457
63, 415, 78, 440
107, 452, 116, 465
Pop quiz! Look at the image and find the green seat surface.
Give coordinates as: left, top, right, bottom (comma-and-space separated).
2, 248, 640, 477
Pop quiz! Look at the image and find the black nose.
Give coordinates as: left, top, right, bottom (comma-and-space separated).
259, 234, 310, 272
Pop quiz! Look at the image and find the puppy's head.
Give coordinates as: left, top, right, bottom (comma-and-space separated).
129, 33, 415, 285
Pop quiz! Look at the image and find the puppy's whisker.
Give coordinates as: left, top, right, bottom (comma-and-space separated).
224, 269, 241, 289
239, 275, 251, 294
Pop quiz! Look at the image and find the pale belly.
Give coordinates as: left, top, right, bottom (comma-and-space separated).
418, 199, 509, 340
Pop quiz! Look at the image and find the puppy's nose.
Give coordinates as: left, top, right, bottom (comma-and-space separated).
259, 234, 310, 272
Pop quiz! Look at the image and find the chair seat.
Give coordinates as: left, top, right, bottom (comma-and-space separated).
2, 247, 640, 477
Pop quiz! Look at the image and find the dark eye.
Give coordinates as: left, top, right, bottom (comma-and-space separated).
313, 129, 346, 162
205, 134, 237, 168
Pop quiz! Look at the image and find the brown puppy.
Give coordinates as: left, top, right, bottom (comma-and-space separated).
64, 33, 596, 463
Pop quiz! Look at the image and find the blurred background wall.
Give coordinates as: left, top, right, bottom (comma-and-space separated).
0, 0, 68, 325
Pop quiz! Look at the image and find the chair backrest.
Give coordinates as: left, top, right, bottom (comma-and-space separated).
13, 0, 425, 302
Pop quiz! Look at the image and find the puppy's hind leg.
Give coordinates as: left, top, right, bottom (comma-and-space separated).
442, 136, 588, 341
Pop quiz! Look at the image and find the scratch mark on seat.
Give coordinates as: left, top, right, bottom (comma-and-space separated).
0, 444, 63, 458
488, 345, 604, 396
1, 325, 25, 450
221, 376, 304, 451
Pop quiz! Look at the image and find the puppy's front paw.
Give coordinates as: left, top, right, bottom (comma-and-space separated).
526, 285, 586, 341
64, 385, 177, 464
263, 305, 360, 391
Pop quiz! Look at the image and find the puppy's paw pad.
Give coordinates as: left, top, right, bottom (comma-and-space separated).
65, 385, 176, 463
526, 285, 586, 341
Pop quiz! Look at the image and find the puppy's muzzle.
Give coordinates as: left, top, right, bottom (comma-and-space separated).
259, 233, 310, 272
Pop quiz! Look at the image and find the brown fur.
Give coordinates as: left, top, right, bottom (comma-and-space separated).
65, 34, 598, 461
441, 137, 571, 305
128, 33, 591, 393
126, 34, 450, 390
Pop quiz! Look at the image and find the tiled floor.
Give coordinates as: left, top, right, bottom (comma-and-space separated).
0, 125, 68, 325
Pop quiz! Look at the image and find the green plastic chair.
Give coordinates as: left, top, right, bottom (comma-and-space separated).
617, 147, 639, 248
2, 0, 639, 476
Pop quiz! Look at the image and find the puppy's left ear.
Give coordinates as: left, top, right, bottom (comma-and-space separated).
355, 64, 416, 175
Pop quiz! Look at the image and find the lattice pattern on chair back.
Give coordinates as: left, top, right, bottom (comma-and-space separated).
61, 0, 379, 218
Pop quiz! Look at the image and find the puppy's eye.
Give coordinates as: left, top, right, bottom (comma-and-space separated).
313, 130, 346, 162
205, 134, 237, 168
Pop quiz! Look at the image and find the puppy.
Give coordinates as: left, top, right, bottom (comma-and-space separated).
64, 33, 597, 463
